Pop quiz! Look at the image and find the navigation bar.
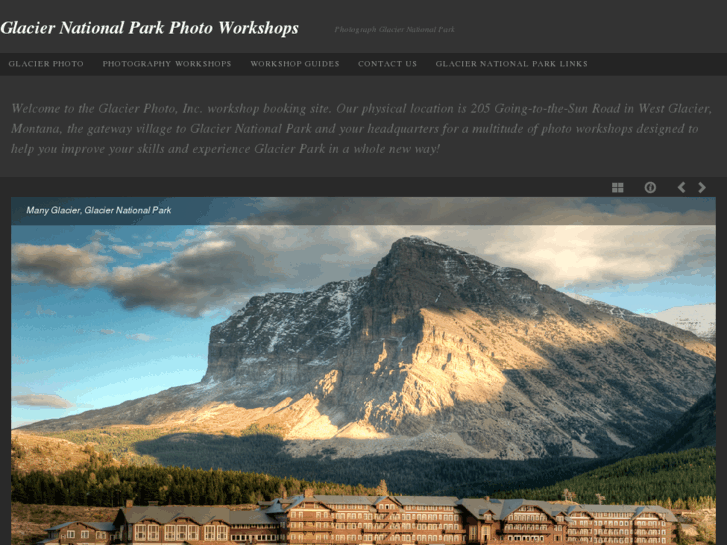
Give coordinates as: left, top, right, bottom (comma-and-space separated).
2, 54, 725, 75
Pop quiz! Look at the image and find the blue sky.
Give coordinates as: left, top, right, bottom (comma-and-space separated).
11, 197, 716, 428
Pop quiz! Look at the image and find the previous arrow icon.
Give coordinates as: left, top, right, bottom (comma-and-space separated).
678, 182, 686, 193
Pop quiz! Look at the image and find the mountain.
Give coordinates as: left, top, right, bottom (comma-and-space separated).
626, 373, 716, 457
565, 294, 715, 346
20, 236, 716, 462
645, 303, 716, 345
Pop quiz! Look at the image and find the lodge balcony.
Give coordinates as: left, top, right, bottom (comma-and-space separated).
502, 526, 552, 534
288, 514, 463, 525
291, 514, 381, 521
288, 534, 466, 545
288, 538, 456, 545
288, 526, 463, 534
287, 527, 464, 534
288, 535, 440, 545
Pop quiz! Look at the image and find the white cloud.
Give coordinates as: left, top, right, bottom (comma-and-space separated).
10, 215, 714, 319
474, 225, 715, 289
155, 239, 190, 250
12, 242, 112, 286
11, 393, 74, 408
111, 245, 141, 257
36, 304, 56, 316
90, 230, 123, 243
240, 197, 714, 226
126, 333, 155, 342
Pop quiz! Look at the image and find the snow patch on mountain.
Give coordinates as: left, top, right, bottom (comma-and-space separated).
644, 303, 715, 344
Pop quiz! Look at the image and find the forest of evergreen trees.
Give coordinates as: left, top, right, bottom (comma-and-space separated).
491, 446, 716, 507
10, 435, 715, 508
11, 450, 381, 507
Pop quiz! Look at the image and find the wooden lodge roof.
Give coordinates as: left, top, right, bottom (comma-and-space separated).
116, 506, 277, 526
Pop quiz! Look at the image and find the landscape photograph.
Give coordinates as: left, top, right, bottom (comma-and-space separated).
10, 197, 716, 545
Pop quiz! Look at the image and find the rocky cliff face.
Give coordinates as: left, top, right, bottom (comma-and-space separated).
22, 236, 716, 461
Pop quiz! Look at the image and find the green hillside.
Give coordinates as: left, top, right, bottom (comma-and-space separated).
11, 460, 384, 507
491, 446, 716, 507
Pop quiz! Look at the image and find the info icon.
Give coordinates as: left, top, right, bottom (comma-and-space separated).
611, 182, 624, 193
644, 181, 657, 194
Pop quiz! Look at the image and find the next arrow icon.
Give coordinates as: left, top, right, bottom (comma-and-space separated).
699, 182, 706, 193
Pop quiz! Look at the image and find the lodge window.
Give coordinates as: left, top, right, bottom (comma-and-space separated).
189, 525, 199, 539
166, 525, 176, 539
218, 525, 229, 540
135, 525, 146, 540
96, 531, 106, 540
147, 525, 158, 540
206, 525, 216, 540
176, 525, 187, 541
67, 531, 75, 538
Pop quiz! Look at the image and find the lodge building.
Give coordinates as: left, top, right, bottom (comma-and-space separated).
37, 492, 678, 545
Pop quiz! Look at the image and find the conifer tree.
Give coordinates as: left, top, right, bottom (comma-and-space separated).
377, 480, 388, 496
